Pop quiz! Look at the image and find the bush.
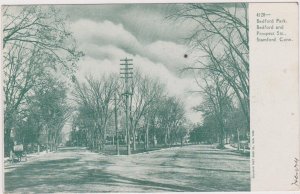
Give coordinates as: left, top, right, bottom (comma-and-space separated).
216, 144, 225, 149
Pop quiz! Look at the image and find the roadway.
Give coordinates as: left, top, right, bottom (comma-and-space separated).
5, 144, 250, 192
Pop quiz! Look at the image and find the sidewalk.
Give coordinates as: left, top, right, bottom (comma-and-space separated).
224, 144, 250, 155
224, 144, 237, 150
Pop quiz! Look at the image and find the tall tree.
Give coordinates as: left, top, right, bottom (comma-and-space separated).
194, 72, 233, 147
129, 72, 165, 150
72, 75, 117, 151
27, 76, 71, 151
173, 3, 249, 129
3, 5, 83, 154
155, 96, 186, 146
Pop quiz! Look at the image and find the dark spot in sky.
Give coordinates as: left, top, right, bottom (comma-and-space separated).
184, 54, 188, 58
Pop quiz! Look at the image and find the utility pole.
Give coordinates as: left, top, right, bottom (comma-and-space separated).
114, 92, 120, 155
120, 57, 133, 155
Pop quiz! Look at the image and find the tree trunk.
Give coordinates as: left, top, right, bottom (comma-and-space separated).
98, 138, 103, 152
237, 128, 240, 151
133, 127, 136, 151
103, 124, 107, 151
144, 131, 147, 150
92, 138, 95, 151
4, 128, 12, 157
46, 130, 49, 153
114, 95, 119, 155
219, 127, 225, 148
116, 135, 119, 155
146, 124, 149, 149
164, 132, 168, 146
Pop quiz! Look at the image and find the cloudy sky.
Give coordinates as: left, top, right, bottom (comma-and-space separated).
60, 4, 202, 123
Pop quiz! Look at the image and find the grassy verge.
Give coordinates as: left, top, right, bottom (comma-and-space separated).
98, 143, 188, 155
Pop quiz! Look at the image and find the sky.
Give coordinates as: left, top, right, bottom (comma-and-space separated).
59, 4, 203, 124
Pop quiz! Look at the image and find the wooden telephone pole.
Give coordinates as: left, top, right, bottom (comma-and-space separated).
114, 92, 120, 155
120, 58, 133, 155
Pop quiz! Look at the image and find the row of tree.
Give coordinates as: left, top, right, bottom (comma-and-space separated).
3, 6, 83, 156
70, 72, 189, 153
173, 3, 249, 148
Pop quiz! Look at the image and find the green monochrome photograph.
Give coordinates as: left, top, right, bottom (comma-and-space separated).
2, 2, 250, 193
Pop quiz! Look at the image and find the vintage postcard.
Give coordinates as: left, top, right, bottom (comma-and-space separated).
0, 1, 299, 193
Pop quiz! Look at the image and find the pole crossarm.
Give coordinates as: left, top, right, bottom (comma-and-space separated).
120, 77, 133, 79
120, 63, 133, 66
120, 58, 133, 62
120, 72, 133, 74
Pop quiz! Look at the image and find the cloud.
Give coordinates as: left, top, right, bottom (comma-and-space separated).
145, 40, 197, 74
62, 4, 197, 44
71, 19, 197, 75
71, 19, 142, 54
